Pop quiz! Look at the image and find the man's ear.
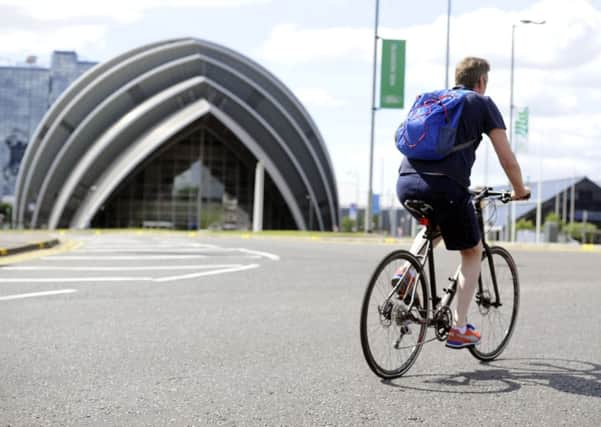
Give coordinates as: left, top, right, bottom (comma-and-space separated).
474, 75, 486, 95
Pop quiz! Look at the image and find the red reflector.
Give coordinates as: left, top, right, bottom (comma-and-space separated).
419, 218, 429, 226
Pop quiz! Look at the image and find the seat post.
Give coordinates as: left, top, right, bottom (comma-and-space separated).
424, 225, 439, 308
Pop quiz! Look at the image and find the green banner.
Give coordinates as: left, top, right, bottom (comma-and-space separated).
515, 107, 529, 137
380, 39, 406, 109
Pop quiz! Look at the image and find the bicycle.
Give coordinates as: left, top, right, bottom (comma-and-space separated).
360, 187, 520, 379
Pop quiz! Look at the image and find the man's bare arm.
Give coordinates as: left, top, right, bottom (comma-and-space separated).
488, 128, 530, 199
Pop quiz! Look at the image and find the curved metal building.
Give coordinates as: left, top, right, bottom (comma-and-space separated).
13, 38, 339, 231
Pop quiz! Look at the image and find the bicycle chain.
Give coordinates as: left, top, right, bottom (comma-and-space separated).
393, 335, 441, 351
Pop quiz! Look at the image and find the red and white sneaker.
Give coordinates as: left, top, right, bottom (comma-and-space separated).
446, 324, 481, 349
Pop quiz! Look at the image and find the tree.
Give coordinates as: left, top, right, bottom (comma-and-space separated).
544, 212, 561, 224
563, 222, 598, 244
341, 216, 355, 232
516, 218, 535, 231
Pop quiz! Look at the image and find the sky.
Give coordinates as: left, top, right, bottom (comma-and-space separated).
1, 0, 600, 207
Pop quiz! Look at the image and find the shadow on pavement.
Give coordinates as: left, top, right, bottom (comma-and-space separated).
382, 358, 601, 398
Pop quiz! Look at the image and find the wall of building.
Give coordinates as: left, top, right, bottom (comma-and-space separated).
521, 178, 601, 227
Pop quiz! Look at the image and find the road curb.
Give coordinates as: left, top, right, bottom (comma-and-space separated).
0, 238, 60, 257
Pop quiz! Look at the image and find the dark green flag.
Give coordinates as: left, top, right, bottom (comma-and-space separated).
380, 39, 406, 109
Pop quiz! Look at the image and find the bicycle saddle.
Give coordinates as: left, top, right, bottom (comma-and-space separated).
403, 199, 435, 224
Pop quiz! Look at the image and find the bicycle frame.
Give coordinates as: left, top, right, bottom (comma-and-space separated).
406, 188, 509, 323
416, 228, 460, 320
476, 196, 503, 307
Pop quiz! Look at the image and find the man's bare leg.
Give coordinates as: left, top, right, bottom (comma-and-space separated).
454, 241, 483, 327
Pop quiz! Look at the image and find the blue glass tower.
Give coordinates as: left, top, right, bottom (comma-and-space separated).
0, 51, 96, 198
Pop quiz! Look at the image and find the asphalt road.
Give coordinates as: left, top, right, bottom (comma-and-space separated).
1, 232, 600, 426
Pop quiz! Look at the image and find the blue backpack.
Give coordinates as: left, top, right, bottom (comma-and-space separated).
395, 88, 476, 161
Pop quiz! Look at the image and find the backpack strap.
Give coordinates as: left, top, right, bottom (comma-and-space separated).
449, 137, 478, 154
449, 86, 478, 154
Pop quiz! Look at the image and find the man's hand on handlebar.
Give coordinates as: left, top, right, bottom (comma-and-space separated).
511, 187, 531, 201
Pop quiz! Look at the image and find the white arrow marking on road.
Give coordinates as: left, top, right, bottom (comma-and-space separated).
235, 248, 280, 261
0, 289, 77, 301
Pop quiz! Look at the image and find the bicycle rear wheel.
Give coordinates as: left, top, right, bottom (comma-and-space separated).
360, 250, 428, 379
468, 246, 519, 361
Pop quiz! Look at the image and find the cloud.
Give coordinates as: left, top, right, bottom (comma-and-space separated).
294, 87, 346, 109
0, 0, 271, 23
258, 24, 373, 64
258, 0, 601, 200
0, 0, 272, 63
0, 25, 107, 58
258, 1, 601, 120
259, 1, 601, 69
524, 0, 601, 66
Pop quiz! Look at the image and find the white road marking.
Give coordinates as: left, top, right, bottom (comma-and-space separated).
41, 255, 208, 260
235, 248, 280, 261
0, 289, 77, 301
0, 277, 153, 283
77, 249, 239, 253
190, 243, 219, 248
2, 264, 242, 271
1, 239, 278, 286
0, 265, 258, 283
76, 245, 220, 252
154, 264, 260, 282
71, 246, 278, 261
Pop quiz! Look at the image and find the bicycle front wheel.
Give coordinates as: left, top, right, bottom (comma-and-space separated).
468, 246, 519, 361
360, 250, 428, 379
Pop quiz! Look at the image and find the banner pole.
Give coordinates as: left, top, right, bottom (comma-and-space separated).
445, 0, 451, 88
365, 0, 380, 233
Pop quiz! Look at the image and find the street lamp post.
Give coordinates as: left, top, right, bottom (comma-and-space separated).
509, 19, 546, 242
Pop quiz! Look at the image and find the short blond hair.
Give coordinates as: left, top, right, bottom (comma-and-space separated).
455, 57, 490, 89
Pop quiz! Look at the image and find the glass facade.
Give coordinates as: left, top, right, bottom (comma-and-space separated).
90, 115, 295, 230
0, 52, 95, 198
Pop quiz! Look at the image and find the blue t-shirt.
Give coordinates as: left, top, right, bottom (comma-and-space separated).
398, 90, 506, 188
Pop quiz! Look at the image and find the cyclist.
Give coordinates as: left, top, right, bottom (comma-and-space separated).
395, 56, 530, 349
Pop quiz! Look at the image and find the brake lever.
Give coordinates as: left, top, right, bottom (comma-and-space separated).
500, 193, 512, 204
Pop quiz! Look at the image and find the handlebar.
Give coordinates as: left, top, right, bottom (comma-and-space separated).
470, 187, 514, 204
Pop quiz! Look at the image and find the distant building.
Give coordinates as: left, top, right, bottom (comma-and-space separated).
342, 176, 601, 242
0, 51, 96, 197
14, 39, 339, 231
491, 177, 601, 229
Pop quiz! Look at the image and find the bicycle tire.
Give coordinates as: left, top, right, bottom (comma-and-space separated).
468, 245, 519, 361
360, 250, 429, 379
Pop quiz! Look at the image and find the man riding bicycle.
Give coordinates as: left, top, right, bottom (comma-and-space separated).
395, 56, 531, 349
